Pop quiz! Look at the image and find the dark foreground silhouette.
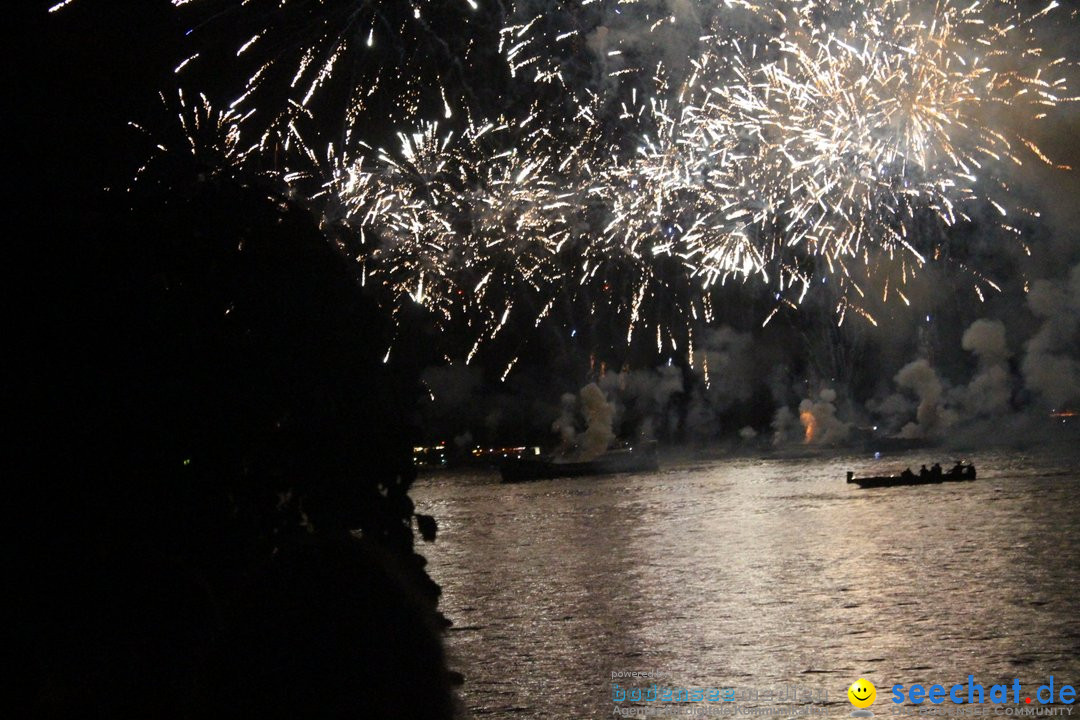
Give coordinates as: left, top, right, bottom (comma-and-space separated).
12, 171, 456, 717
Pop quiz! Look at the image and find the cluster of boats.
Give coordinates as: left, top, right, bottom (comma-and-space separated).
496, 440, 977, 490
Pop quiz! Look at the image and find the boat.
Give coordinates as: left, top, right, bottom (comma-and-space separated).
846, 463, 976, 489
499, 442, 659, 483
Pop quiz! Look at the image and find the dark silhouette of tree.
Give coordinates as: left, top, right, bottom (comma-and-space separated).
14, 150, 456, 717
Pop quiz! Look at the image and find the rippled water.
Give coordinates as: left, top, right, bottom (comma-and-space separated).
412, 447, 1080, 719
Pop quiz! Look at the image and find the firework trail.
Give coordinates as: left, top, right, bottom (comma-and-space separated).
128, 89, 263, 185
324, 118, 577, 356
59, 0, 1078, 363
689, 0, 1073, 306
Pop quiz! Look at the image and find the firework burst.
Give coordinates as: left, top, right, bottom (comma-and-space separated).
59, 0, 1078, 364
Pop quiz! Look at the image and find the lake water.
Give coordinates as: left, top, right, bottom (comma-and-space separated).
412, 447, 1080, 719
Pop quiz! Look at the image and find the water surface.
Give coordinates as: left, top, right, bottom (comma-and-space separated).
413, 448, 1080, 718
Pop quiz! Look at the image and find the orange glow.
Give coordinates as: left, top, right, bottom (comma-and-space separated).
800, 411, 817, 444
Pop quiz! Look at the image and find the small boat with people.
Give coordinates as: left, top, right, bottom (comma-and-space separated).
847, 461, 976, 489
499, 441, 659, 483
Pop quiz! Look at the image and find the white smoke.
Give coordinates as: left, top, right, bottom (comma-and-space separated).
892, 358, 957, 438
797, 388, 851, 445
581, 0, 710, 92
875, 320, 1009, 440
1021, 265, 1080, 408
866, 391, 915, 435
551, 383, 617, 460
962, 318, 1008, 364
686, 388, 721, 440
578, 382, 617, 460
771, 405, 797, 447
957, 319, 1012, 417
692, 326, 755, 408
598, 364, 684, 440
769, 388, 850, 446
552, 391, 579, 448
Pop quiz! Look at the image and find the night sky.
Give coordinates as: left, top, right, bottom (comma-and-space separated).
15, 0, 1080, 450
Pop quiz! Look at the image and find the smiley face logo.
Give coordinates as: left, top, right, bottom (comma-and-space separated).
848, 678, 877, 709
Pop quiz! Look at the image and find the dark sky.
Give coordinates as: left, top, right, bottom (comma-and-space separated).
14, 0, 1080, 448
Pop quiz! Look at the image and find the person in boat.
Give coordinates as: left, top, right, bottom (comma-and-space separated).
901, 467, 915, 480
931, 462, 942, 478
950, 461, 965, 477
919, 464, 929, 478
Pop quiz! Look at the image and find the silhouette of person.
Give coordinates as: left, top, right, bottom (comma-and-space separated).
919, 465, 929, 478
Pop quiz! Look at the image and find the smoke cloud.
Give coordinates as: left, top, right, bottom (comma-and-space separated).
798, 388, 852, 446
1021, 265, 1080, 409
578, 382, 617, 460
419, 273, 1080, 453
771, 405, 797, 447
893, 359, 954, 439
958, 319, 1012, 417
552, 382, 617, 461
598, 364, 684, 440
772, 388, 851, 447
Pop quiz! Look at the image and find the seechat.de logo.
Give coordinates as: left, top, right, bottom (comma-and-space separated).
891, 676, 1076, 709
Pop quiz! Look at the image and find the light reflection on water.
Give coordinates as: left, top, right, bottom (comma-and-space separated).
412, 449, 1080, 719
